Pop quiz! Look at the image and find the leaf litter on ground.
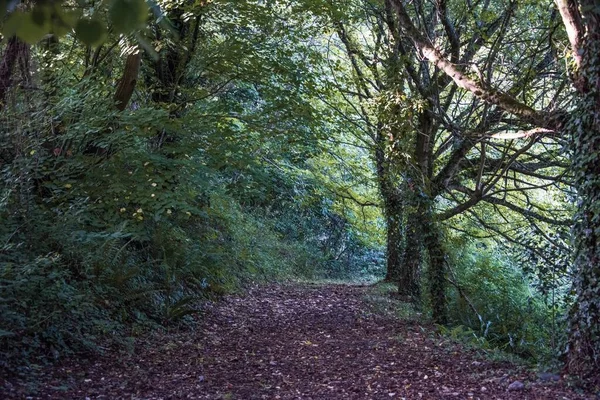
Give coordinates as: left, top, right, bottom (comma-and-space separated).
0, 283, 595, 399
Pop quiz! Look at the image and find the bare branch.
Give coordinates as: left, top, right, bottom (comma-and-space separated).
389, 0, 556, 129
554, 0, 584, 69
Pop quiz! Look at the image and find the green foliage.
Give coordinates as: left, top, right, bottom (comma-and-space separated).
109, 0, 148, 34
1, 0, 587, 379
0, 0, 148, 46
74, 19, 107, 47
445, 237, 563, 363
0, 1, 384, 371
2, 10, 50, 44
437, 325, 492, 350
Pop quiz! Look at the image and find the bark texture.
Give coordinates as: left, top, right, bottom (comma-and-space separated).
114, 52, 142, 111
0, 37, 29, 109
399, 201, 422, 299
565, 0, 600, 381
383, 206, 403, 282
375, 136, 403, 283
421, 197, 447, 324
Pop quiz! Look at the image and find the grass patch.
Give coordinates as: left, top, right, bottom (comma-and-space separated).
436, 324, 528, 366
362, 281, 421, 321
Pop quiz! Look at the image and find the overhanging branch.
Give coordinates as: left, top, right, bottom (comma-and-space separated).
389, 0, 558, 130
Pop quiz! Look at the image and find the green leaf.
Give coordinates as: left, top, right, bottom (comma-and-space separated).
109, 0, 148, 34
2, 11, 50, 44
52, 9, 81, 37
75, 18, 107, 47
0, 0, 7, 21
31, 7, 47, 26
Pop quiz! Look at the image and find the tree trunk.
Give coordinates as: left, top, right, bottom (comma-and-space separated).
406, 107, 438, 306
383, 201, 403, 282
0, 37, 29, 109
114, 52, 142, 111
422, 200, 447, 324
375, 129, 404, 283
399, 201, 422, 299
565, 0, 600, 380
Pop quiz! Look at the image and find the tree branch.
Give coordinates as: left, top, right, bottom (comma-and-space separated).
554, 0, 584, 70
389, 0, 556, 129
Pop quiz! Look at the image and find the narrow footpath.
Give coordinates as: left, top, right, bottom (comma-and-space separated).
2, 283, 594, 399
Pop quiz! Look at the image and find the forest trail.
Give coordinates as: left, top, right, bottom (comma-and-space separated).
2, 283, 593, 399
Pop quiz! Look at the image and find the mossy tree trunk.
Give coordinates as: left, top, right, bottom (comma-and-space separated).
383, 206, 403, 282
375, 134, 404, 283
399, 198, 422, 300
413, 107, 446, 320
558, 0, 600, 380
422, 202, 447, 324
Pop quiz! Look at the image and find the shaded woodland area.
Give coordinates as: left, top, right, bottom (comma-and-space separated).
1, 0, 600, 395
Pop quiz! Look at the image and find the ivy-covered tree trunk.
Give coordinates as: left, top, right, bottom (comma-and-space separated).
399, 199, 422, 299
566, 0, 600, 380
422, 200, 447, 324
383, 202, 403, 282
412, 108, 444, 313
376, 141, 403, 283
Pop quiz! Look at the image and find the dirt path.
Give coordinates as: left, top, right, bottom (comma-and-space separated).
1, 283, 593, 399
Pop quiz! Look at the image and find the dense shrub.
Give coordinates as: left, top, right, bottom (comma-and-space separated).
0, 180, 333, 369
445, 237, 564, 362
0, 60, 378, 370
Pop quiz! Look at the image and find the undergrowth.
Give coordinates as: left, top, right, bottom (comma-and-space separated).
363, 282, 421, 321
0, 85, 379, 373
0, 190, 319, 372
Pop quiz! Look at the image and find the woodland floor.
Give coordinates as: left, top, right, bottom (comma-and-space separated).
1, 283, 596, 399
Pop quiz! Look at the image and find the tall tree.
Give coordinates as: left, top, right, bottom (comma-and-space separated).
329, 0, 570, 323
555, 0, 600, 380
387, 0, 598, 378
